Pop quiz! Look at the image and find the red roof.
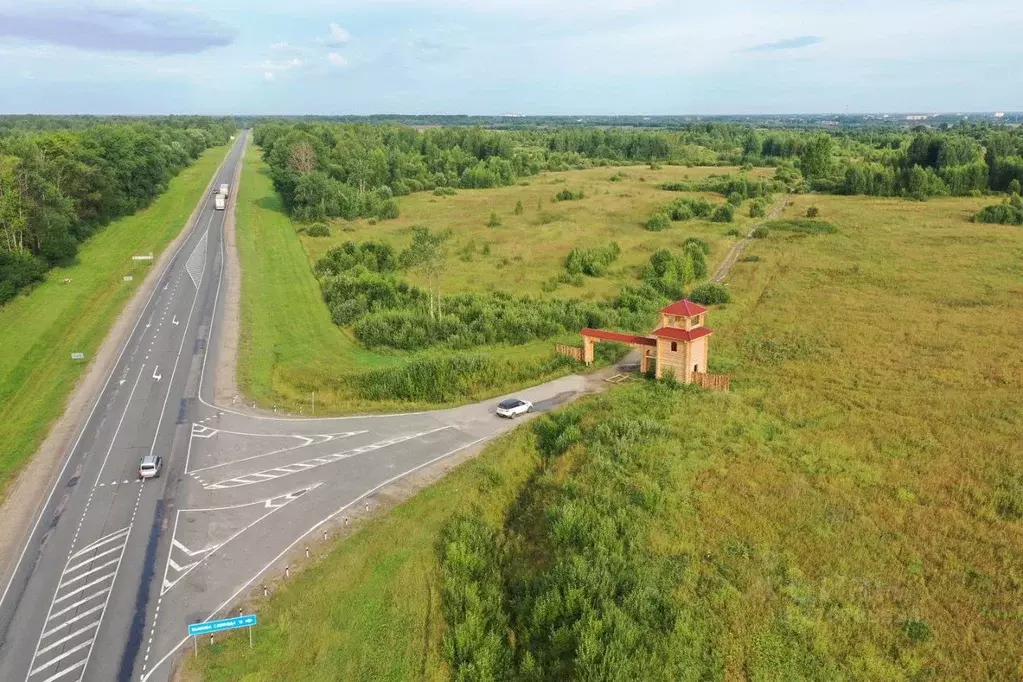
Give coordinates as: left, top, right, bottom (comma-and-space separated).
660, 299, 708, 317
582, 328, 657, 347
650, 326, 713, 342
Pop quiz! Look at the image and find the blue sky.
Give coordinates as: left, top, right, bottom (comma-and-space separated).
0, 0, 1020, 115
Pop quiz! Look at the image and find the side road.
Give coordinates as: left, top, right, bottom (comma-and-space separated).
0, 145, 234, 592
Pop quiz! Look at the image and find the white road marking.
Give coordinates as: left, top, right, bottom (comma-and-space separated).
26, 523, 131, 681
205, 427, 452, 489
94, 365, 145, 484
184, 230, 208, 289
187, 429, 367, 474
160, 484, 320, 595
140, 435, 486, 682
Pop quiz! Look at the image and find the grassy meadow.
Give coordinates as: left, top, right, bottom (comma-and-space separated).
195, 190, 1023, 680
235, 151, 768, 414
0, 144, 228, 503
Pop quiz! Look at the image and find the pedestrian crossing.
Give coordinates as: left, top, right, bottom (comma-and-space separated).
26, 527, 130, 682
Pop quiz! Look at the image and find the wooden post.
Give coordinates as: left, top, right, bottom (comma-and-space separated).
582, 336, 594, 365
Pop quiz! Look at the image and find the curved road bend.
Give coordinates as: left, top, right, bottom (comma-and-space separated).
0, 132, 593, 682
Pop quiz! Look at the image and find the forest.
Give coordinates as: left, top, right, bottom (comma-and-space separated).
0, 117, 235, 304
255, 120, 1023, 227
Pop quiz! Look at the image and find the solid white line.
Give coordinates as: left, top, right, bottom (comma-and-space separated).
0, 149, 229, 616
95, 364, 146, 484
35, 621, 100, 658
46, 588, 110, 622
58, 557, 119, 589
206, 427, 452, 490
160, 483, 321, 595
29, 638, 91, 676
67, 526, 129, 561
140, 436, 486, 681
64, 543, 123, 575
145, 209, 217, 461
188, 432, 366, 474
52, 573, 115, 605
41, 603, 105, 638
35, 658, 87, 682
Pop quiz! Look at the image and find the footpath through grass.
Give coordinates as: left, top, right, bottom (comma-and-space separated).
0, 145, 228, 503
195, 192, 1023, 680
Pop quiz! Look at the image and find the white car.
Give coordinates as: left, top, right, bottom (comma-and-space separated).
138, 454, 163, 480
496, 398, 533, 418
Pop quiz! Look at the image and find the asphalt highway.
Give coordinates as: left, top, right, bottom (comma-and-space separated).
0, 133, 592, 681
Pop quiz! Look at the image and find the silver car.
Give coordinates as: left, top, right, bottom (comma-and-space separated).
138, 454, 163, 480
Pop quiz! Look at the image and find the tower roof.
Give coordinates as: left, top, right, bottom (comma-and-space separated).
650, 326, 713, 342
660, 299, 708, 317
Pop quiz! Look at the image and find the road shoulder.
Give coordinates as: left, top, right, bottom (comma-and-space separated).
0, 146, 232, 590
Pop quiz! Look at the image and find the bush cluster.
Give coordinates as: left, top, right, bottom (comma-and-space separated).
711, 203, 735, 223
564, 242, 621, 277
554, 188, 585, 201
688, 281, 731, 305
972, 195, 1023, 225
762, 219, 838, 234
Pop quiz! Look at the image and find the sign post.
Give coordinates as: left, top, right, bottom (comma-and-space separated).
188, 614, 258, 655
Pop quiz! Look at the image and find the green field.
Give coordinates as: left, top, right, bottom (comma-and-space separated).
195, 191, 1023, 680
0, 145, 228, 502
235, 150, 766, 414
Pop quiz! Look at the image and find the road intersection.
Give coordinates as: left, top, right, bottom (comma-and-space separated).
0, 133, 592, 682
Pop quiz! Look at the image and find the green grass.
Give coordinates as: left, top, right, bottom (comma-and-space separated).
196, 191, 1023, 680
235, 151, 767, 414
0, 145, 229, 502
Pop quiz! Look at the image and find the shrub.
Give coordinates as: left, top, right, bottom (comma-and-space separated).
972, 203, 1023, 225
377, 199, 399, 220
0, 251, 48, 305
555, 189, 584, 201
748, 199, 767, 218
740, 255, 761, 262
668, 196, 712, 219
514, 200, 523, 215
763, 219, 838, 234
710, 204, 735, 223
564, 243, 621, 277
681, 237, 711, 254
724, 227, 743, 237
645, 213, 671, 231
727, 191, 743, 207
806, 205, 820, 218
750, 226, 769, 239
1010, 179, 1022, 196
305, 222, 330, 237
488, 212, 502, 227
689, 282, 731, 305
433, 186, 457, 196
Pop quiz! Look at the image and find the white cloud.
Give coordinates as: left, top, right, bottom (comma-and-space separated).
329, 23, 350, 43
263, 70, 275, 80
316, 22, 350, 46
270, 41, 288, 49
288, 57, 303, 67
328, 52, 347, 67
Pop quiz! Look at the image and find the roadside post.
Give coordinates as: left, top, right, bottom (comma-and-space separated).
188, 614, 258, 656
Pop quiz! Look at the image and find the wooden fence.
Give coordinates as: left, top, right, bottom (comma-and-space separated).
554, 344, 585, 362
692, 372, 730, 392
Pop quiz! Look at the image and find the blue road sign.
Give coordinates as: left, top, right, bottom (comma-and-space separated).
188, 615, 257, 637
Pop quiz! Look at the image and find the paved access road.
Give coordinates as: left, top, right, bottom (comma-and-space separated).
0, 133, 592, 682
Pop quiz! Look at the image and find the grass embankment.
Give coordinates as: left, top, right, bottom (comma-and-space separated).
236, 153, 765, 414
197, 192, 1023, 680
0, 145, 228, 502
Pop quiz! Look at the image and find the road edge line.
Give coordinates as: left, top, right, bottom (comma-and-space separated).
0, 140, 236, 610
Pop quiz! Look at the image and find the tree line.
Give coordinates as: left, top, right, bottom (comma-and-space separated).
0, 117, 234, 304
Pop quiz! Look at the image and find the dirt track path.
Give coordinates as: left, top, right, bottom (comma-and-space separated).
711, 195, 789, 282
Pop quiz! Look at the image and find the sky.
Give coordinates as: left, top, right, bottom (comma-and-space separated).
0, 0, 1020, 115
